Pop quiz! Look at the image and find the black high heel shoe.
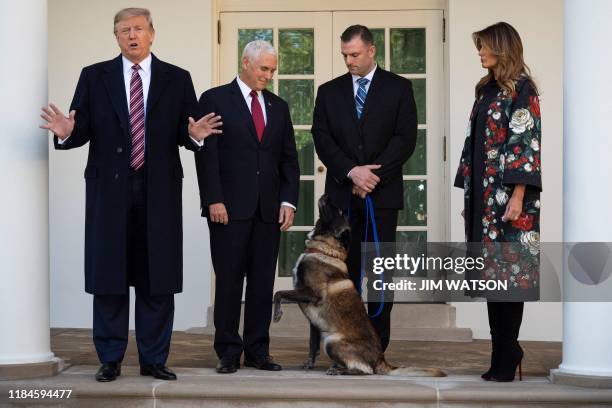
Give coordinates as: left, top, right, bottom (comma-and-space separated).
481, 338, 500, 381
491, 343, 523, 382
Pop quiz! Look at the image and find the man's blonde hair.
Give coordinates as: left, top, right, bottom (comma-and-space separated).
113, 8, 154, 34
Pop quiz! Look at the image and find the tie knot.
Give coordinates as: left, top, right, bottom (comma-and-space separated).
357, 77, 369, 86
250, 90, 258, 98
132, 64, 141, 72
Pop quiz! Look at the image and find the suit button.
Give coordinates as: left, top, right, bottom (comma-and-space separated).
114, 173, 119, 180
358, 145, 363, 150
117, 147, 123, 153
256, 171, 260, 175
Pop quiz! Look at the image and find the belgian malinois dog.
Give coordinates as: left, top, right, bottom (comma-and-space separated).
273, 195, 445, 376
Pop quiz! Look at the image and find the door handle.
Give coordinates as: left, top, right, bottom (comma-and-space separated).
317, 165, 326, 173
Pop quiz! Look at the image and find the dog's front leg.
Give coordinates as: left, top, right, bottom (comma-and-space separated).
303, 323, 321, 369
273, 290, 315, 322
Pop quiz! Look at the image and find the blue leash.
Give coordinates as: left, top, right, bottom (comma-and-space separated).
347, 194, 385, 318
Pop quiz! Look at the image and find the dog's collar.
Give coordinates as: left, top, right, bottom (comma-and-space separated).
304, 239, 348, 261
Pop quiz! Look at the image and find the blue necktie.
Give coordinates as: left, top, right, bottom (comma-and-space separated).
355, 77, 370, 119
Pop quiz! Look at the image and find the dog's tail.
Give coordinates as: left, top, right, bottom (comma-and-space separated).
375, 358, 446, 377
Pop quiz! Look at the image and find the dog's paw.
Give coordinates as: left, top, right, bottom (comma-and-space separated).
302, 358, 315, 370
326, 366, 341, 376
273, 309, 283, 323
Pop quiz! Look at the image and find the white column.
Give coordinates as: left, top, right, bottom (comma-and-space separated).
552, 0, 612, 387
0, 0, 56, 372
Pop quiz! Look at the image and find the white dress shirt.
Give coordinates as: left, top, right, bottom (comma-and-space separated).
235, 75, 295, 211
236, 75, 268, 124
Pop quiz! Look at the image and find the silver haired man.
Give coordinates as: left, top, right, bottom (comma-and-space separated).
194, 40, 300, 373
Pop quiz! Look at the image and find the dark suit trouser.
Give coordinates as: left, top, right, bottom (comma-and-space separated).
347, 200, 398, 352
208, 206, 280, 361
93, 170, 175, 366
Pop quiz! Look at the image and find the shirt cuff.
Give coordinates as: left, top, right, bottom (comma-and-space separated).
190, 136, 204, 148
57, 134, 70, 144
281, 202, 296, 211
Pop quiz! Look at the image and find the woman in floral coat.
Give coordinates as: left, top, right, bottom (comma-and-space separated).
454, 22, 542, 382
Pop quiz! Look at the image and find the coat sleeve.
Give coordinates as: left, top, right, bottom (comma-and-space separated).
311, 85, 357, 183
178, 71, 202, 152
54, 68, 92, 150
371, 79, 418, 183
278, 101, 300, 207
501, 81, 542, 191
194, 91, 224, 211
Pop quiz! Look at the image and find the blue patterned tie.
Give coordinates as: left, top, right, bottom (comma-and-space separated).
355, 77, 370, 119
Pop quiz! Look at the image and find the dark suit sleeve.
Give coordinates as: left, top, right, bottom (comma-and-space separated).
311, 86, 357, 183
178, 71, 202, 152
54, 68, 92, 150
371, 80, 418, 182
194, 91, 224, 210
279, 102, 300, 207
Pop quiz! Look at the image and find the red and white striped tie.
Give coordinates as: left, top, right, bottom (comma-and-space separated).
129, 64, 145, 170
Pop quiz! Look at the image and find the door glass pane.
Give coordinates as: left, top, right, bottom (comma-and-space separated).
390, 28, 426, 74
396, 231, 427, 242
371, 28, 385, 69
395, 231, 428, 277
403, 129, 426, 175
279, 29, 314, 75
294, 130, 314, 175
238, 29, 273, 72
294, 180, 314, 226
278, 231, 309, 277
278, 79, 314, 125
412, 78, 426, 124
398, 180, 427, 226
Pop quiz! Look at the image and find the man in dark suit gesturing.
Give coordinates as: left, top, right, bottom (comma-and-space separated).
195, 40, 299, 374
311, 25, 417, 352
39, 8, 221, 382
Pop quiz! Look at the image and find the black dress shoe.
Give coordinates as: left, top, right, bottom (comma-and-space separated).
244, 355, 282, 371
95, 362, 121, 382
216, 357, 240, 374
140, 364, 177, 380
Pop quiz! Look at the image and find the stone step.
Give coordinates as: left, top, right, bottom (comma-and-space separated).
187, 303, 473, 342
2, 365, 611, 407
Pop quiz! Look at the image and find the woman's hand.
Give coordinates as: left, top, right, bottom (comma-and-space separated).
502, 184, 525, 222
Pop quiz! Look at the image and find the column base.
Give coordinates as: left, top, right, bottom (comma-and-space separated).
550, 368, 612, 389
0, 358, 64, 381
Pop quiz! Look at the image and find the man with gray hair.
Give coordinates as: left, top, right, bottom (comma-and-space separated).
195, 40, 300, 374
40, 8, 221, 382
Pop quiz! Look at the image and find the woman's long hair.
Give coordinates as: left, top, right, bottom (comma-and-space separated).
473, 22, 538, 97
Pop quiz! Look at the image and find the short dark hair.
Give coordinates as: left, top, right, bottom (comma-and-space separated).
340, 25, 374, 45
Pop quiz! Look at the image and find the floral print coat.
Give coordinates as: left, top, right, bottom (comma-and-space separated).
454, 77, 542, 297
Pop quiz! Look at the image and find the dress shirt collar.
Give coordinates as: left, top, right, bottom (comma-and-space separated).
351, 64, 377, 85
122, 53, 152, 76
236, 75, 263, 100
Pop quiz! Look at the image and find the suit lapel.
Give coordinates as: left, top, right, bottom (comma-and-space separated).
230, 79, 259, 143
102, 55, 129, 133
261, 91, 275, 146
341, 73, 359, 123
147, 54, 170, 116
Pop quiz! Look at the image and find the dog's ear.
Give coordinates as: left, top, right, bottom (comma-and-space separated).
318, 194, 332, 221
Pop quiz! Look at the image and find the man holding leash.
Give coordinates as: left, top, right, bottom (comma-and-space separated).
311, 25, 417, 351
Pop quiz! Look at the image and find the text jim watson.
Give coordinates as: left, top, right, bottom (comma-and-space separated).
372, 279, 509, 291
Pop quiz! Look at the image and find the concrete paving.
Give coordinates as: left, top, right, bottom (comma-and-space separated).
2, 330, 611, 407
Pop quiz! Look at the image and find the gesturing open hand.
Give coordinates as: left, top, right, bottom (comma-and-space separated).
40, 103, 75, 139
188, 112, 223, 141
